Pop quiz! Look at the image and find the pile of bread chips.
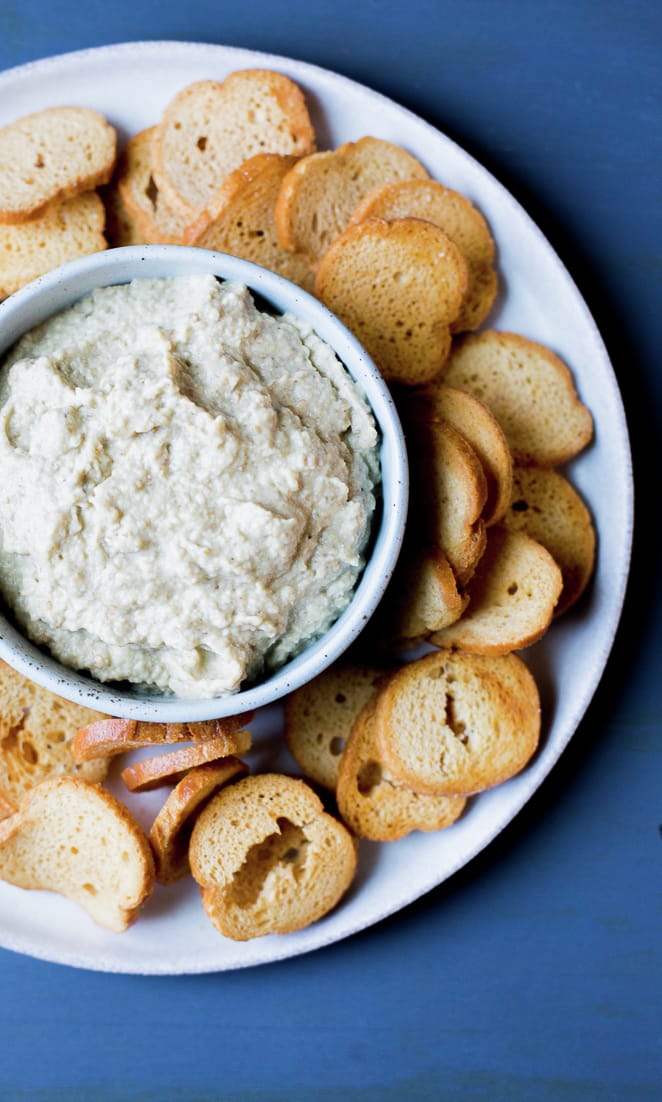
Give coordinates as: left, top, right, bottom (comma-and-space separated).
0, 70, 596, 940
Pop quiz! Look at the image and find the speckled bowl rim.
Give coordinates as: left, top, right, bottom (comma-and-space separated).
0, 245, 409, 720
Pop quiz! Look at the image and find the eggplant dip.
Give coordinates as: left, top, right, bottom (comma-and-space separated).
0, 275, 379, 697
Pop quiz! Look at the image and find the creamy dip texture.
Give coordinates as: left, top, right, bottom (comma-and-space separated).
0, 275, 379, 697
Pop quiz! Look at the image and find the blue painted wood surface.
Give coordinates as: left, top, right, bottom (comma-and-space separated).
0, 3, 660, 1098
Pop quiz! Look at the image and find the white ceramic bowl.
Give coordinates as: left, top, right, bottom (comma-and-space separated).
0, 245, 408, 721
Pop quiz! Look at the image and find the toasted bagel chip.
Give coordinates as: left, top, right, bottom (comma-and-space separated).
190, 773, 357, 940
0, 660, 108, 810
153, 71, 316, 219
0, 792, 17, 821
349, 177, 497, 331
376, 545, 467, 646
285, 662, 389, 790
121, 730, 253, 793
0, 191, 107, 299
430, 526, 563, 654
443, 330, 594, 466
374, 649, 540, 796
406, 383, 513, 526
72, 713, 253, 764
150, 757, 249, 883
409, 419, 487, 586
275, 135, 429, 266
337, 695, 466, 841
502, 466, 596, 615
100, 176, 147, 246
0, 776, 155, 932
185, 153, 314, 290
117, 127, 188, 243
315, 217, 468, 386
0, 106, 116, 224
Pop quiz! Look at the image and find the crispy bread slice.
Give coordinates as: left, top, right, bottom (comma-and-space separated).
72, 713, 253, 764
376, 546, 467, 646
189, 773, 357, 940
0, 106, 116, 224
149, 757, 249, 883
120, 730, 253, 793
100, 177, 147, 247
185, 153, 314, 290
0, 660, 108, 812
502, 466, 596, 615
409, 419, 487, 586
430, 526, 563, 654
315, 216, 468, 386
153, 72, 316, 219
0, 792, 17, 821
407, 383, 513, 526
284, 662, 389, 790
0, 191, 107, 299
349, 178, 497, 331
374, 649, 540, 796
336, 695, 466, 841
443, 330, 594, 466
117, 127, 188, 244
275, 136, 429, 267
0, 776, 155, 932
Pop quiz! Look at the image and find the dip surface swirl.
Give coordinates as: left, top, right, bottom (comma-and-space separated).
0, 275, 379, 697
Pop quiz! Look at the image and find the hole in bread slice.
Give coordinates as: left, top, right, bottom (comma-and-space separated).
227, 817, 311, 909
357, 760, 383, 795
444, 693, 469, 746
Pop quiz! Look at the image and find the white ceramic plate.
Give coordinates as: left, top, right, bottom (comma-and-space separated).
0, 41, 632, 974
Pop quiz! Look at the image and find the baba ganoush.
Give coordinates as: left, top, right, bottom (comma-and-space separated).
0, 275, 379, 697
